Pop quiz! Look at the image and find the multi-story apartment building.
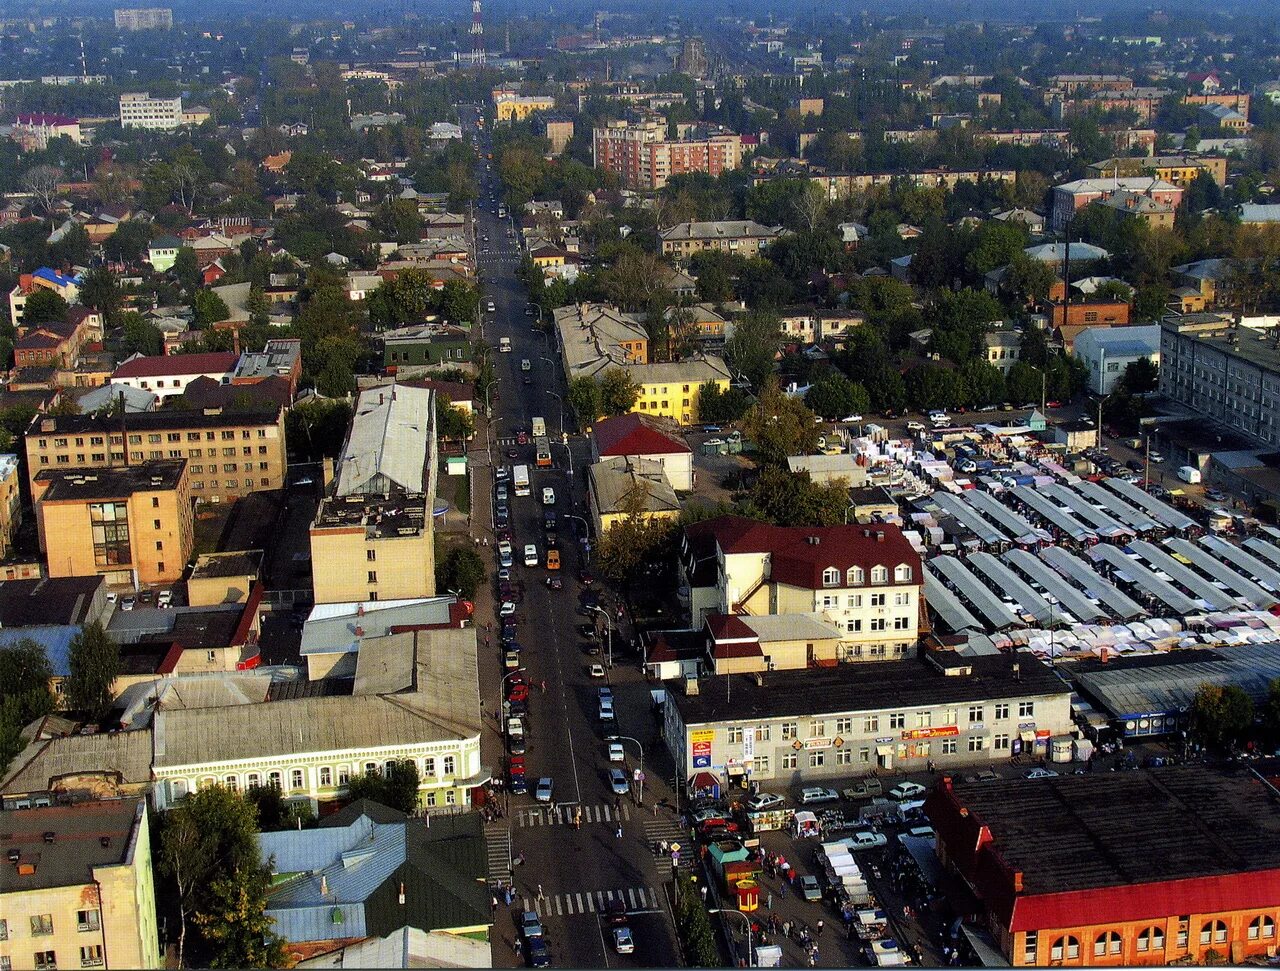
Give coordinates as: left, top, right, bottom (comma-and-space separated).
311, 385, 437, 604
593, 120, 743, 190
10, 113, 82, 151
663, 651, 1072, 788
0, 454, 22, 560
0, 799, 161, 971
659, 220, 786, 260
34, 461, 194, 585
118, 92, 184, 130
113, 7, 172, 28
1159, 314, 1280, 446
494, 95, 555, 122
1087, 153, 1228, 188
681, 516, 924, 661
1050, 177, 1183, 232
807, 168, 1017, 202
110, 351, 239, 401
25, 408, 286, 504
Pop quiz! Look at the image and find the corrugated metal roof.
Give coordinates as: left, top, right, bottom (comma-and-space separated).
967, 552, 1055, 625
962, 489, 1051, 545
1039, 483, 1131, 540
1072, 479, 1160, 534
923, 569, 981, 633
929, 493, 1004, 547
0, 729, 154, 796
1202, 535, 1280, 592
1129, 540, 1238, 610
1003, 548, 1104, 623
930, 556, 1022, 629
1039, 546, 1145, 621
1089, 544, 1200, 614
302, 598, 454, 657
1103, 477, 1197, 531
1166, 537, 1276, 609
1011, 486, 1096, 543
336, 385, 434, 496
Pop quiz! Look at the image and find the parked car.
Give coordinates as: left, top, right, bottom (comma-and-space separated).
542, 486, 556, 506
889, 781, 927, 800
1024, 768, 1060, 780
745, 792, 784, 811
120, 596, 135, 611
608, 742, 625, 762
906, 421, 925, 433
851, 830, 888, 849
797, 786, 840, 805
590, 664, 606, 678
528, 940, 551, 968
609, 768, 630, 795
535, 777, 554, 802
523, 544, 538, 567
604, 898, 629, 926
841, 778, 884, 800
798, 875, 823, 902
545, 576, 563, 590
500, 601, 517, 616
157, 589, 173, 608
521, 911, 543, 940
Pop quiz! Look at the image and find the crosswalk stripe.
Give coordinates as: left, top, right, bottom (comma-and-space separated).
623, 803, 631, 820
575, 893, 585, 913
554, 895, 563, 916
628, 888, 638, 908
585, 893, 595, 912
597, 891, 606, 909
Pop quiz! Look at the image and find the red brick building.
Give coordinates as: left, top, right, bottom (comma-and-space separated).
592, 120, 743, 190
925, 767, 1280, 966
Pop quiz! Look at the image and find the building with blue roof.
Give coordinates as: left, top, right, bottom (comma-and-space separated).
258, 800, 490, 950
1074, 324, 1161, 395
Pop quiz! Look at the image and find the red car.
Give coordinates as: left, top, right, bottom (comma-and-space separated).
508, 684, 530, 703
517, 431, 529, 445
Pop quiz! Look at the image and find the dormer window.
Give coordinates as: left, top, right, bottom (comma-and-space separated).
846, 566, 864, 585
871, 565, 889, 584
822, 567, 840, 587
894, 563, 913, 583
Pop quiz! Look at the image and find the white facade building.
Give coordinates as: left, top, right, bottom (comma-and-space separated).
119, 92, 184, 130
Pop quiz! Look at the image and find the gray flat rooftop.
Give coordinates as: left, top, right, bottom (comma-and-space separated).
1004, 548, 1104, 623
1103, 476, 1197, 531
1089, 544, 1200, 615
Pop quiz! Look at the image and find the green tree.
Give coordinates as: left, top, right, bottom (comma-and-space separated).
1189, 683, 1254, 751
966, 220, 1029, 277
285, 398, 353, 461
373, 198, 423, 244
345, 760, 422, 814
192, 289, 230, 326
1005, 251, 1057, 305
961, 359, 1006, 406
596, 481, 678, 587
172, 248, 201, 294
725, 310, 782, 389
436, 398, 475, 442
1261, 678, 1280, 749
696, 382, 750, 423
21, 288, 68, 325
804, 374, 871, 419
904, 363, 966, 412
157, 785, 284, 969
1121, 357, 1159, 395
1006, 361, 1044, 405
64, 622, 120, 721
79, 266, 122, 322
599, 368, 639, 416
244, 783, 314, 832
119, 312, 164, 357
744, 466, 851, 526
436, 545, 487, 600
103, 220, 154, 263
741, 376, 819, 466
0, 639, 57, 776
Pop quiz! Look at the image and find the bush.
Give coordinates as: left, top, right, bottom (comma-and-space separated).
674, 878, 723, 967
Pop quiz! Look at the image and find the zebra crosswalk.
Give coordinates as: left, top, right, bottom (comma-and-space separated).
643, 815, 693, 877
520, 885, 661, 917
484, 821, 512, 886
515, 802, 631, 827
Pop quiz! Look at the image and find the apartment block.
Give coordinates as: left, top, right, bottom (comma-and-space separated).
0, 799, 161, 971
593, 120, 744, 190
113, 7, 172, 28
24, 407, 288, 504
118, 92, 183, 130
34, 461, 194, 586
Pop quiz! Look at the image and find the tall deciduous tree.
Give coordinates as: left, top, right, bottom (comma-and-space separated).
725, 310, 782, 390
741, 376, 819, 466
0, 639, 57, 776
1189, 683, 1254, 751
596, 480, 678, 586
64, 622, 120, 721
598, 368, 639, 416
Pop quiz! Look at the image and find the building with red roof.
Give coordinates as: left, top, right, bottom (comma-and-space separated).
591, 412, 693, 491
678, 515, 923, 663
10, 113, 82, 151
924, 766, 1280, 966
111, 351, 240, 401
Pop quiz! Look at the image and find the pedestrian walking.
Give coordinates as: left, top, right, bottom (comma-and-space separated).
766, 892, 773, 910
779, 880, 788, 899
540, 680, 546, 694
614, 795, 621, 812
513, 939, 521, 960
491, 894, 498, 916
537, 883, 543, 900
699, 884, 708, 903
616, 823, 623, 839
816, 919, 824, 937
574, 807, 582, 830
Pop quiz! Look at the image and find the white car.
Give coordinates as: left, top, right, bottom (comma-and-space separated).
797, 786, 840, 805
590, 664, 606, 678
906, 420, 926, 433
541, 487, 556, 506
523, 544, 538, 567
839, 414, 864, 424
851, 830, 888, 849
1024, 768, 1060, 780
745, 792, 784, 812
157, 590, 173, 608
608, 742, 625, 762
889, 781, 927, 800
486, 301, 496, 312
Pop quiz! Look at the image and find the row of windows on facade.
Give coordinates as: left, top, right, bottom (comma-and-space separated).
4, 946, 103, 971
169, 755, 461, 798
729, 731, 1015, 775
1025, 916, 1276, 963
724, 703, 1038, 743
42, 430, 269, 448
42, 450, 271, 468
821, 589, 912, 610
386, 349, 467, 362
821, 564, 915, 587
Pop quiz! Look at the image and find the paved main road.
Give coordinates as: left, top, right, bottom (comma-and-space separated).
464, 116, 683, 971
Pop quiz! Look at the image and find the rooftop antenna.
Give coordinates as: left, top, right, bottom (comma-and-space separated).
471, 0, 485, 66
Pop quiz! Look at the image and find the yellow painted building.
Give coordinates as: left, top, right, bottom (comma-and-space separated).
495, 95, 555, 121
310, 494, 436, 604
0, 798, 162, 971
35, 460, 194, 586
588, 457, 681, 534
0, 453, 22, 559
631, 358, 732, 425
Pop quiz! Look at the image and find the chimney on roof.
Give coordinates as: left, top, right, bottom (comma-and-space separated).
321, 874, 329, 896
1012, 661, 1021, 682
399, 881, 406, 905
1013, 871, 1024, 892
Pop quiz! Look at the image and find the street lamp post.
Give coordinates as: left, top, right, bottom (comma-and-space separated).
843, 502, 857, 525
564, 513, 591, 564
544, 383, 566, 438
607, 734, 645, 804
589, 604, 613, 668
709, 908, 753, 968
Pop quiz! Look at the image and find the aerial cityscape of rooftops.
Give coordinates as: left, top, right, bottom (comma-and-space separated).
9, 1, 1280, 969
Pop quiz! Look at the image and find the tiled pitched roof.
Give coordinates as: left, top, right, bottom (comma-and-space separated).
113, 351, 239, 379
593, 412, 690, 457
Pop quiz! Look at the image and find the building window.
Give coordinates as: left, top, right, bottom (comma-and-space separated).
894, 564, 913, 582
835, 717, 852, 734
889, 713, 905, 729
367, 571, 377, 583
338, 767, 350, 785
223, 775, 238, 790
914, 711, 931, 728
847, 594, 863, 608
1050, 936, 1079, 961
425, 791, 437, 807
870, 593, 886, 607
1137, 926, 1164, 952
822, 567, 839, 587
367, 549, 377, 561
423, 757, 436, 776
864, 716, 879, 733
80, 946, 103, 968
0, 919, 6, 941
809, 720, 826, 738
754, 726, 771, 742
727, 726, 743, 743
968, 736, 987, 752
1018, 701, 1035, 718
319, 767, 332, 787
994, 733, 1010, 750
846, 619, 862, 633
994, 703, 1010, 720
835, 749, 852, 765
443, 755, 456, 775
89, 501, 131, 566
1201, 920, 1228, 945
809, 751, 825, 768
31, 915, 54, 936
941, 739, 957, 755
752, 755, 770, 774
267, 770, 282, 789
847, 566, 864, 585
34, 952, 56, 971
1094, 931, 1122, 957
871, 565, 888, 584
781, 722, 798, 740
76, 910, 99, 933
1023, 933, 1037, 964
968, 705, 984, 723
1250, 916, 1276, 940
782, 752, 798, 770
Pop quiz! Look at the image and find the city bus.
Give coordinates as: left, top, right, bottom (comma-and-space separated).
534, 436, 552, 469
513, 464, 531, 497
531, 416, 546, 438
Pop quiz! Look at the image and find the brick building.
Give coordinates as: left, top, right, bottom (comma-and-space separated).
592, 120, 744, 190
